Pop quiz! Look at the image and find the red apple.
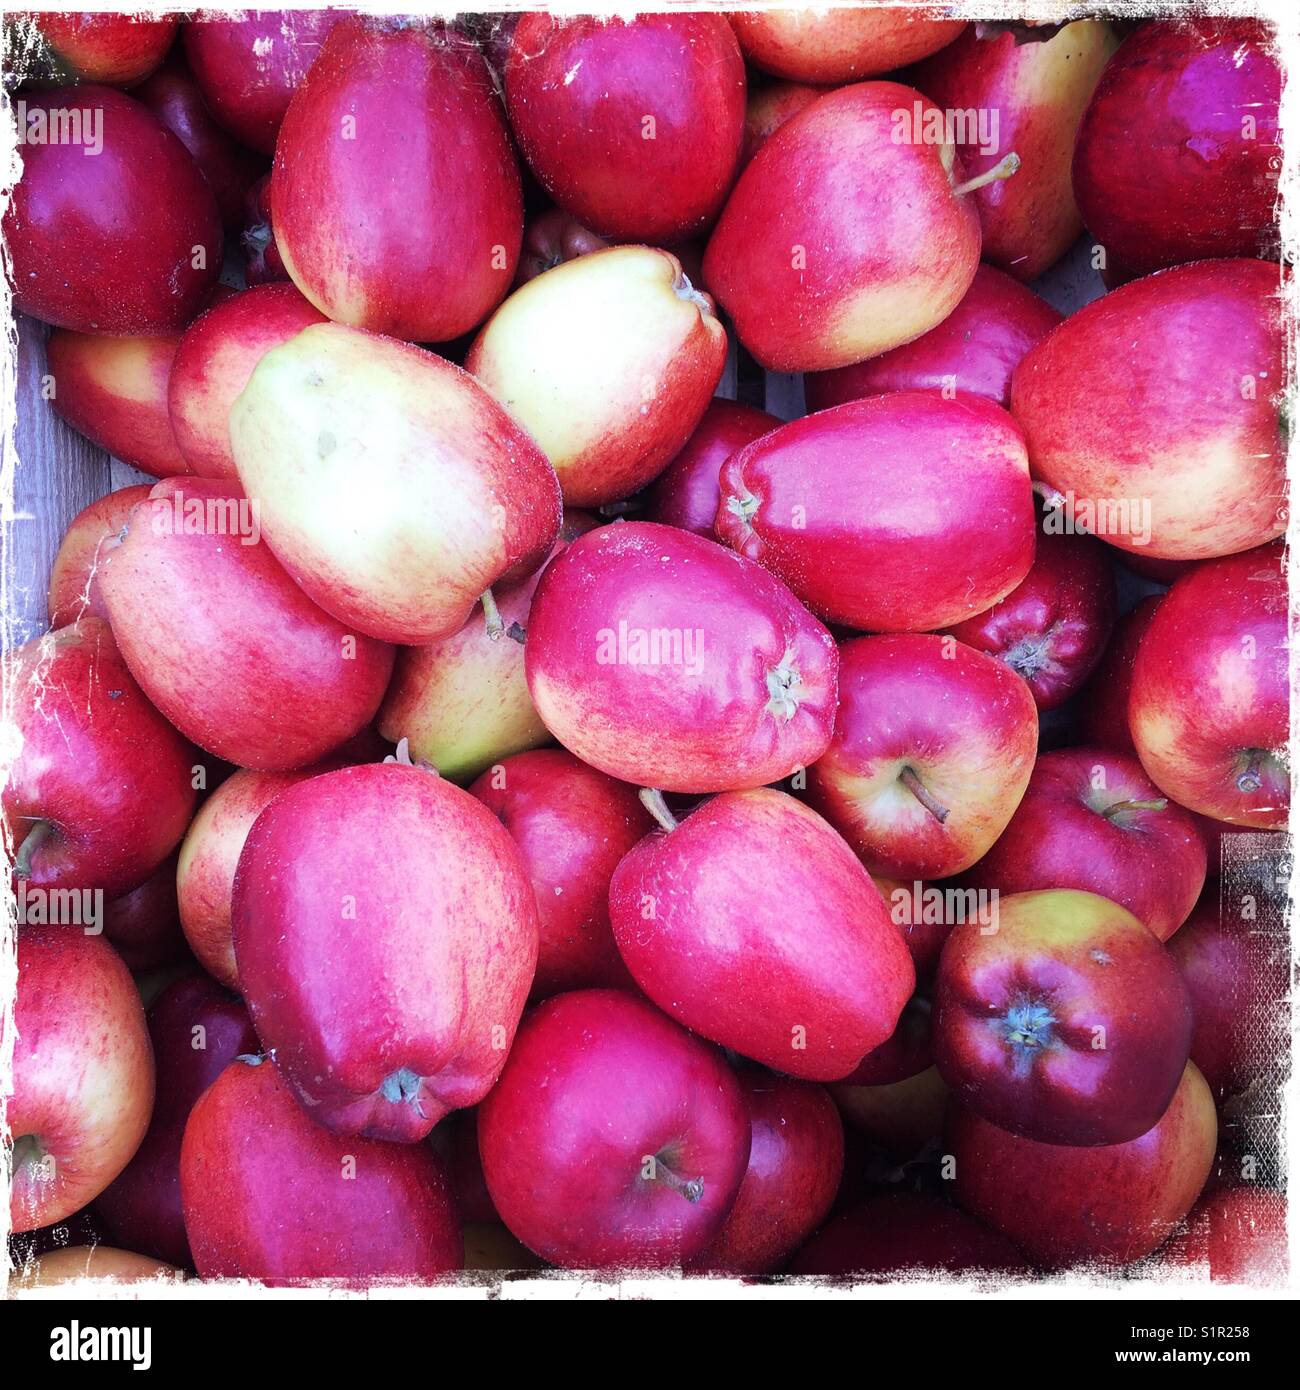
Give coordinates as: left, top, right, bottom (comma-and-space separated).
239, 173, 287, 286
524, 522, 838, 794
742, 78, 825, 167
1122, 551, 1198, 585
102, 850, 186, 973
729, 9, 965, 82
98, 477, 394, 771
1076, 594, 1163, 754
5, 86, 221, 333
271, 17, 521, 341
838, 994, 933, 1088
873, 875, 955, 984
950, 1062, 1218, 1268
8, 928, 154, 1233
478, 989, 750, 1269
431, 1108, 499, 1227
1158, 1185, 1288, 1285
180, 1056, 462, 1283
1129, 544, 1287, 827
46, 484, 150, 629
717, 393, 1035, 632
1010, 258, 1285, 561
25, 11, 178, 86
1073, 19, 1281, 283
514, 208, 608, 287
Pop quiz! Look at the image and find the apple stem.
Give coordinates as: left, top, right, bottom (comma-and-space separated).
1032, 480, 1067, 510
898, 767, 949, 824
1237, 751, 1265, 793
13, 819, 52, 879
638, 787, 679, 833
481, 588, 506, 641
1101, 797, 1167, 820
651, 1160, 705, 1204
951, 151, 1021, 198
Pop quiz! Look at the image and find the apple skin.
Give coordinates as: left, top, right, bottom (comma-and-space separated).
717, 393, 1036, 633
232, 763, 539, 1142
27, 11, 179, 86
1073, 19, 1281, 283
46, 484, 151, 629
644, 400, 781, 537
703, 83, 981, 372
95, 974, 259, 1268
240, 173, 287, 286
742, 79, 825, 167
1076, 594, 1163, 755
610, 788, 915, 1081
230, 321, 562, 645
4, 619, 197, 898
806, 635, 1039, 881
1009, 259, 1285, 561
1158, 1186, 1288, 1285
180, 1056, 462, 1283
907, 22, 1119, 281
169, 283, 328, 480
934, 890, 1194, 1147
4, 86, 221, 334
467, 246, 727, 507
14, 1247, 180, 1287
830, 1065, 948, 1161
873, 875, 953, 984
838, 994, 932, 1088
1129, 543, 1287, 827
271, 17, 521, 341
102, 849, 186, 972
950, 1062, 1218, 1269
478, 989, 750, 1269
9, 928, 155, 1234
469, 749, 651, 999
729, 9, 964, 83
525, 522, 839, 794
505, 13, 745, 243
514, 208, 608, 287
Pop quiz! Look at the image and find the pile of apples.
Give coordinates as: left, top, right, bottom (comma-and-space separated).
3, 9, 1290, 1288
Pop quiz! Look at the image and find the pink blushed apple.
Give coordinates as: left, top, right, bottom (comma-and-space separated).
46, 485, 151, 629
729, 9, 965, 83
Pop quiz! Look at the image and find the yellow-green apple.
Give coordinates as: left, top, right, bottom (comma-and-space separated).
467, 246, 727, 506
1157, 1185, 1288, 1285
14, 1247, 181, 1287
230, 322, 562, 644
1076, 594, 1163, 754
1129, 543, 1287, 827
717, 393, 1036, 631
524, 522, 838, 793
742, 78, 824, 167
1010, 258, 1285, 560
806, 635, 1039, 880
729, 9, 964, 82
46, 484, 150, 628
514, 208, 608, 287
21, 10, 178, 86
477, 989, 750, 1269
8, 928, 154, 1233
830, 1065, 948, 1162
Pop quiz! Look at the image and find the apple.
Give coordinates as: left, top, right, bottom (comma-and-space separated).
1010, 258, 1285, 561
46, 484, 150, 628
1158, 1185, 1288, 1285
961, 749, 1206, 942
478, 989, 750, 1269
232, 762, 539, 1141
467, 246, 727, 507
8, 928, 154, 1233
1130, 543, 1287, 827
102, 850, 186, 973
742, 79, 825, 167
525, 522, 838, 794
14, 1247, 181, 1287
5, 86, 221, 333
271, 17, 521, 341
239, 173, 287, 286
514, 208, 608, 287
838, 994, 933, 1088
873, 875, 955, 984
950, 1062, 1218, 1268
180, 1056, 462, 1283
1073, 19, 1281, 283
644, 400, 781, 537
830, 1066, 948, 1162
169, 283, 328, 480
229, 321, 562, 645
716, 393, 1036, 632
4, 619, 197, 898
729, 9, 965, 83
610, 787, 915, 1080
431, 1108, 500, 1226
24, 11, 178, 85
1076, 594, 1163, 755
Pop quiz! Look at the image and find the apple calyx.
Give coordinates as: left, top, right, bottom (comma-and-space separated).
648, 1155, 705, 1204
639, 787, 680, 834
898, 766, 949, 824
996, 999, 1057, 1068
379, 1067, 425, 1113
951, 152, 1022, 200
13, 818, 53, 879
1099, 796, 1168, 822
725, 487, 761, 530
1002, 632, 1058, 682
384, 736, 440, 776
765, 652, 807, 723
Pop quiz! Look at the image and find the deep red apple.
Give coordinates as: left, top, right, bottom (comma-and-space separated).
873, 875, 955, 984
742, 79, 824, 167
102, 850, 186, 973
181, 1056, 462, 1283
1158, 1185, 1288, 1285
478, 989, 750, 1269
1076, 594, 1163, 755
514, 208, 608, 287
524, 522, 838, 794
934, 889, 1194, 1146
717, 393, 1036, 632
838, 994, 933, 1088
729, 9, 965, 82
46, 484, 150, 628
25, 10, 178, 85
239, 173, 287, 286
431, 1108, 499, 1227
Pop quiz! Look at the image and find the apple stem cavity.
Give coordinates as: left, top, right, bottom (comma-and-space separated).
10, 1133, 48, 1178
898, 767, 949, 824
650, 1157, 705, 1204
765, 653, 806, 723
639, 787, 679, 834
951, 151, 1021, 199
1101, 797, 1168, 820
13, 818, 53, 879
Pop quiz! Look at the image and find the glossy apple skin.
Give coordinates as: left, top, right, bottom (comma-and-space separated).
644, 400, 780, 537
1076, 594, 1163, 754
1073, 20, 1281, 283
703, 83, 981, 372
9, 928, 155, 1234
838, 992, 932, 1088
102, 849, 186, 972
169, 284, 327, 480
964, 749, 1206, 943
478, 990, 750, 1269
951, 1062, 1217, 1268
525, 522, 838, 794
98, 477, 394, 771
1130, 544, 1287, 827
181, 1057, 462, 1283
514, 208, 608, 287
718, 394, 1035, 632
29, 11, 178, 85
468, 246, 727, 507
730, 9, 964, 83
47, 484, 150, 628
805, 265, 1061, 412
742, 79, 824, 167
96, 975, 258, 1268
4, 619, 196, 898
272, 18, 521, 341
233, 764, 539, 1142
611, 788, 915, 1080
240, 173, 287, 286
1010, 259, 1284, 561
807, 635, 1039, 881
934, 890, 1194, 1146
908, 22, 1119, 281
15, 1247, 180, 1287
505, 14, 745, 243
1158, 1186, 1288, 1285
230, 322, 561, 645
469, 750, 650, 999
5, 86, 221, 333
